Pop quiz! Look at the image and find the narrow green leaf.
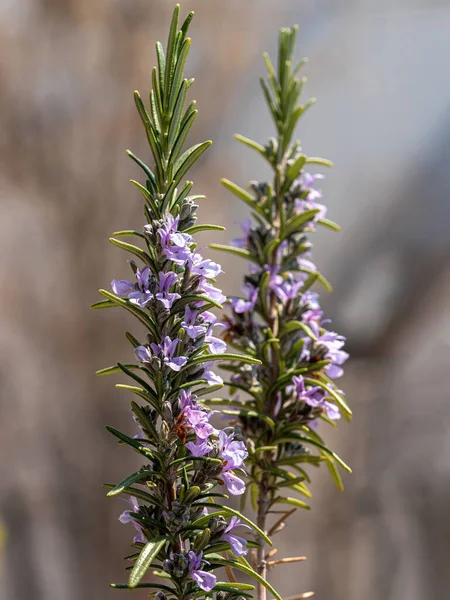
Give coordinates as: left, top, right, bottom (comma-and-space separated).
273, 496, 310, 510
126, 150, 157, 189
306, 156, 334, 167
168, 38, 191, 115
318, 217, 341, 232
130, 178, 160, 218
284, 154, 307, 189
168, 79, 188, 149
221, 409, 275, 430
214, 582, 255, 592
163, 4, 180, 103
221, 178, 269, 221
111, 582, 174, 592
234, 134, 268, 161
280, 320, 317, 341
171, 294, 222, 311
184, 224, 226, 235
207, 555, 281, 600
283, 209, 320, 238
106, 425, 155, 460
109, 238, 151, 264
128, 537, 167, 588
107, 470, 159, 497
112, 229, 146, 240
91, 300, 115, 310
209, 243, 259, 264
96, 363, 142, 376
184, 353, 261, 369
98, 290, 157, 335
173, 141, 212, 187
196, 505, 271, 546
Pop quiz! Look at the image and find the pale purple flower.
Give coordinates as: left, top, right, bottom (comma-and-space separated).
111, 279, 135, 295
292, 375, 340, 420
298, 254, 317, 273
189, 253, 223, 278
135, 345, 152, 363
292, 375, 325, 408
188, 551, 216, 592
218, 430, 247, 496
199, 280, 226, 304
221, 471, 246, 495
202, 362, 224, 386
270, 273, 303, 305
230, 282, 258, 314
205, 333, 227, 354
294, 173, 327, 220
315, 330, 349, 378
112, 266, 153, 307
150, 336, 188, 371
323, 401, 341, 421
155, 215, 192, 265
179, 389, 196, 411
119, 496, 146, 544
181, 306, 208, 339
230, 218, 252, 249
185, 407, 218, 440
155, 271, 181, 309
185, 440, 211, 457
222, 516, 250, 557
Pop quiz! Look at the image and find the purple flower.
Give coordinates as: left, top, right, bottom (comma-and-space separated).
294, 173, 327, 220
203, 311, 227, 353
205, 333, 227, 354
230, 282, 258, 314
292, 375, 340, 420
179, 389, 196, 411
315, 330, 349, 378
135, 345, 152, 363
185, 440, 211, 457
222, 516, 250, 557
292, 375, 324, 408
221, 471, 246, 496
150, 336, 188, 372
199, 280, 226, 305
181, 306, 208, 339
111, 279, 135, 295
298, 254, 317, 273
155, 215, 192, 265
188, 551, 216, 592
202, 362, 224, 386
270, 273, 303, 305
155, 271, 181, 309
218, 430, 247, 496
230, 218, 252, 249
185, 407, 218, 440
189, 253, 223, 278
323, 401, 341, 421
119, 496, 146, 544
112, 266, 153, 307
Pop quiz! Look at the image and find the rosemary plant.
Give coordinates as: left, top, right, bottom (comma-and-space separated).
93, 6, 283, 600
210, 26, 352, 599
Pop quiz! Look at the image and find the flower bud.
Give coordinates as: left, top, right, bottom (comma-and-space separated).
193, 527, 211, 552
162, 401, 173, 421
171, 553, 189, 578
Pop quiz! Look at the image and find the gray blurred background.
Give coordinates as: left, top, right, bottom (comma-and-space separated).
1, 0, 450, 599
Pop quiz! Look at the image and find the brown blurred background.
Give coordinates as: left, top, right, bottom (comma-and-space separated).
1, 0, 450, 599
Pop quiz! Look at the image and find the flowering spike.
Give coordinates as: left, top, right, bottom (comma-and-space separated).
212, 24, 351, 600
94, 6, 268, 599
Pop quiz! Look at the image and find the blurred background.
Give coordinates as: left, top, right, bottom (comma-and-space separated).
1, 0, 450, 599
